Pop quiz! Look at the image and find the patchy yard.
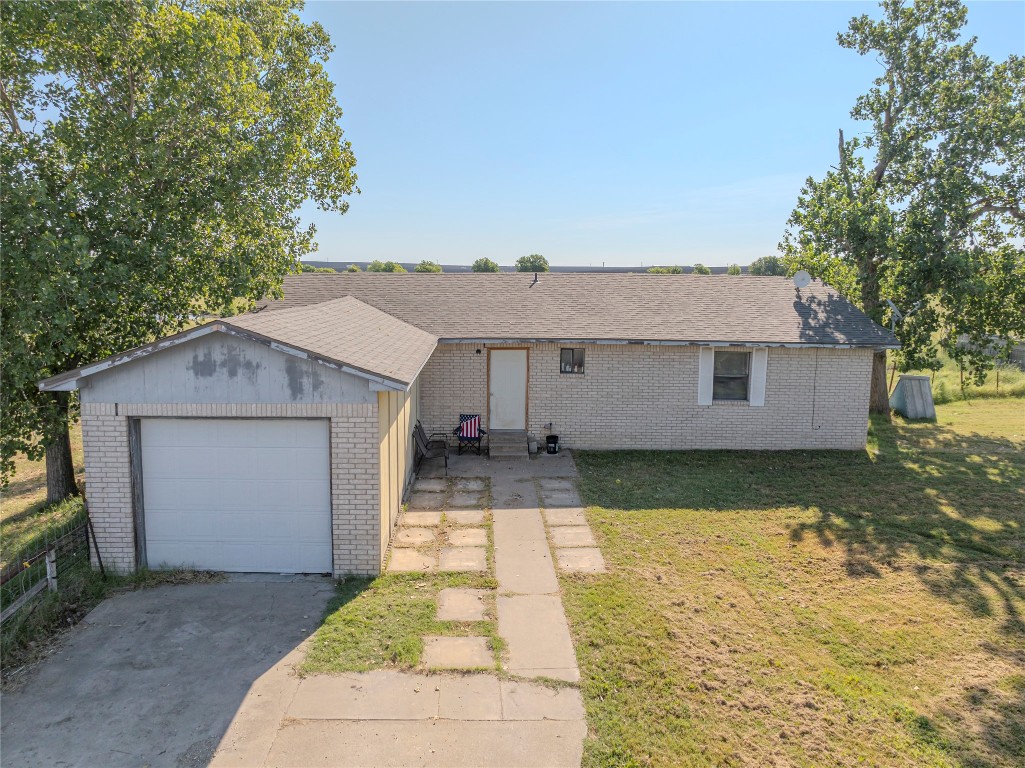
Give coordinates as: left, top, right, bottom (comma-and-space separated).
568, 398, 1024, 767
1, 422, 84, 569
303, 482, 504, 675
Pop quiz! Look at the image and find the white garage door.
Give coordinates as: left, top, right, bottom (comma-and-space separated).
141, 418, 332, 573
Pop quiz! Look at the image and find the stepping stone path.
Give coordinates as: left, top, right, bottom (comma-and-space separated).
444, 509, 485, 525
423, 637, 493, 670
400, 510, 441, 526
449, 491, 486, 508
437, 588, 488, 621
407, 491, 445, 509
447, 528, 487, 547
549, 525, 595, 548
539, 479, 606, 575
556, 548, 606, 574
439, 546, 487, 572
388, 548, 435, 572
389, 472, 606, 676
394, 528, 435, 547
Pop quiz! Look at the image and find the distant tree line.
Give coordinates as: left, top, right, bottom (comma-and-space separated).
307, 254, 793, 275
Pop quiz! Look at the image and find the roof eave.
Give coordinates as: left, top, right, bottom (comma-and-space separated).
38, 322, 418, 394
437, 337, 899, 350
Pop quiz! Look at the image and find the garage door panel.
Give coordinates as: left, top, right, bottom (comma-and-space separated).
147, 540, 221, 570
291, 447, 332, 479
142, 419, 332, 574
294, 510, 332, 538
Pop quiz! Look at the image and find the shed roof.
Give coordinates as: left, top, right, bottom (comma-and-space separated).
262, 273, 899, 348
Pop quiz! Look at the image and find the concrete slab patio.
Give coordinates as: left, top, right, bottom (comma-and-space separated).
419, 450, 579, 479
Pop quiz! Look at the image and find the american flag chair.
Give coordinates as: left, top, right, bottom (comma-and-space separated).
452, 414, 487, 455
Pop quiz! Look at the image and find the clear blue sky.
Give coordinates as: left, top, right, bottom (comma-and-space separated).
298, 1, 1024, 268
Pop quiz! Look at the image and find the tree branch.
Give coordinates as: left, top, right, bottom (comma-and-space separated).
127, 67, 135, 119
838, 129, 854, 198
0, 80, 24, 135
971, 202, 1025, 223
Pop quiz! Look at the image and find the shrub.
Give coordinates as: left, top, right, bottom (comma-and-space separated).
515, 254, 549, 272
472, 257, 500, 273
367, 260, 407, 273
647, 266, 683, 274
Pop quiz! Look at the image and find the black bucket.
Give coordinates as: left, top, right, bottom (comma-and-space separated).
546, 435, 560, 454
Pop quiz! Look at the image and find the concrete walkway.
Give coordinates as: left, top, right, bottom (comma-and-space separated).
214, 671, 585, 767
213, 456, 605, 767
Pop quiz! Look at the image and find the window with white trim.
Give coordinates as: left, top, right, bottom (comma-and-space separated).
712, 351, 751, 401
560, 348, 585, 374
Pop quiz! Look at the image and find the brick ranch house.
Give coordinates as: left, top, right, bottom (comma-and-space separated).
39, 273, 898, 578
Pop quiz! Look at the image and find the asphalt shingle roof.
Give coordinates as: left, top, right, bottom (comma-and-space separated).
261, 273, 898, 348
229, 296, 437, 385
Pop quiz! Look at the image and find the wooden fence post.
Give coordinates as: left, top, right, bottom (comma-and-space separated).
45, 549, 57, 593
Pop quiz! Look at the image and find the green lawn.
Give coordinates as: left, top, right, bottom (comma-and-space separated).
567, 398, 1025, 767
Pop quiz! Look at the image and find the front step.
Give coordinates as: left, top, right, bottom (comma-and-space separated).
488, 430, 529, 459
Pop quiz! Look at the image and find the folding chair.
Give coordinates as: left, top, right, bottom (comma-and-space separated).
413, 424, 448, 475
452, 413, 486, 455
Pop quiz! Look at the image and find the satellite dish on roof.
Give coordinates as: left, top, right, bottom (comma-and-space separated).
792, 270, 811, 289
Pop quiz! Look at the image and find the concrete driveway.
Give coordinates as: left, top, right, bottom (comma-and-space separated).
0, 576, 334, 768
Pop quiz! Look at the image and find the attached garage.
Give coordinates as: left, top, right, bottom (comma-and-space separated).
140, 418, 332, 573
40, 297, 438, 578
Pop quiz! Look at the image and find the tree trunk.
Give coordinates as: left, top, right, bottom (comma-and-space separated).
869, 350, 891, 418
45, 397, 79, 505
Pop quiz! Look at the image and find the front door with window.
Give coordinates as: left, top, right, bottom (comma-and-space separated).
488, 349, 527, 430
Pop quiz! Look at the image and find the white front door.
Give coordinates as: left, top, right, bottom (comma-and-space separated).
141, 418, 332, 573
489, 349, 528, 430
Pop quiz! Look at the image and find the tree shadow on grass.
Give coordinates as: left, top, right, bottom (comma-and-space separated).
787, 419, 1024, 635
576, 416, 1025, 766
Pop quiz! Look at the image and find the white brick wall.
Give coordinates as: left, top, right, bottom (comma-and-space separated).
80, 402, 381, 577
419, 343, 873, 450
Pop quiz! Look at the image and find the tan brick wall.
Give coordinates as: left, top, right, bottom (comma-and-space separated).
418, 343, 873, 451
80, 402, 381, 577
80, 404, 133, 573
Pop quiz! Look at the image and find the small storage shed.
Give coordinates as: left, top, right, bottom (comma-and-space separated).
39, 298, 437, 577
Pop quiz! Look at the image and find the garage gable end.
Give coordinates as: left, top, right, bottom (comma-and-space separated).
78, 332, 378, 406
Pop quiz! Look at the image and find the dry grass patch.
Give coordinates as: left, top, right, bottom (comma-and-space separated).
567, 398, 1024, 767
1, 423, 85, 568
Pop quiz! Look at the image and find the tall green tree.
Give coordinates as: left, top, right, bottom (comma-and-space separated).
781, 0, 1025, 414
1, 0, 358, 501
515, 253, 549, 272
471, 257, 499, 273
414, 260, 442, 273
749, 256, 787, 276
691, 264, 711, 275
367, 260, 407, 273
726, 264, 741, 275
